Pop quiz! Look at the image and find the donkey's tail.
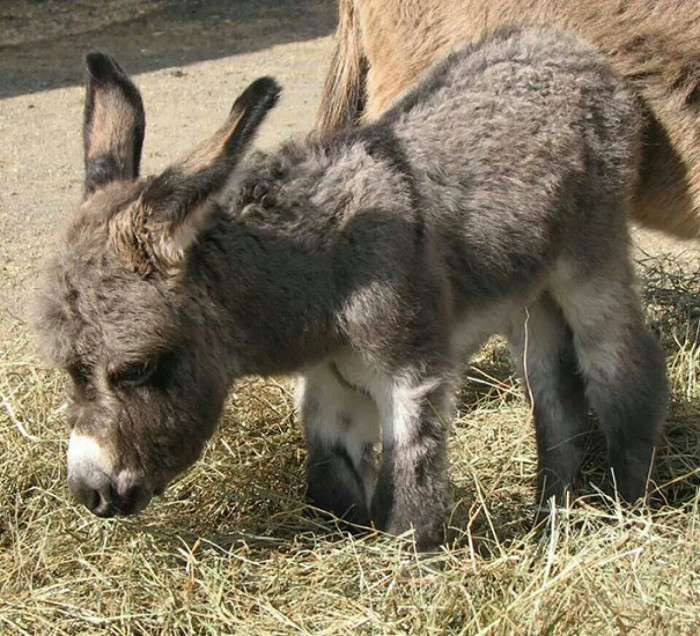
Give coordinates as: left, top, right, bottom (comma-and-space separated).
316, 0, 367, 134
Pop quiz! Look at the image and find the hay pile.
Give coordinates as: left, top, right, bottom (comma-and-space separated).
1, 253, 697, 634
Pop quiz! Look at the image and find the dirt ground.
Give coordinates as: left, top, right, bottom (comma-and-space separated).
0, 0, 697, 349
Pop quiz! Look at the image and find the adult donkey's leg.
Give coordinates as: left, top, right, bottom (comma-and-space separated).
297, 363, 380, 528
371, 372, 455, 550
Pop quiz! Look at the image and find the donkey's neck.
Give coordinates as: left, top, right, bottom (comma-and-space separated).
195, 136, 415, 379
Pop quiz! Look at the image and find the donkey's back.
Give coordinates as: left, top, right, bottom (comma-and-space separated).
379, 27, 640, 304
320, 0, 700, 239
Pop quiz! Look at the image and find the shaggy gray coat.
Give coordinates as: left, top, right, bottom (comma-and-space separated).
35, 27, 667, 549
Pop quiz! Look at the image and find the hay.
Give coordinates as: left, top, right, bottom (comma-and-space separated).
1, 252, 698, 634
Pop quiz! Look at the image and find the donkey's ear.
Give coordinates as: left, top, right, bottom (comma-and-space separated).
109, 77, 281, 275
83, 52, 145, 197
140, 77, 281, 228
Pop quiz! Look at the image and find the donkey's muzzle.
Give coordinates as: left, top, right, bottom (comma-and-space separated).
66, 432, 152, 517
68, 469, 152, 517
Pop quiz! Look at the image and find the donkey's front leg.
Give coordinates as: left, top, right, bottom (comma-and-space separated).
371, 375, 454, 549
297, 364, 380, 529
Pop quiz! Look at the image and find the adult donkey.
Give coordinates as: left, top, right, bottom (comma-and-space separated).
318, 0, 700, 239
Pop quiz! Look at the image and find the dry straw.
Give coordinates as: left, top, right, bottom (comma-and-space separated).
1, 253, 698, 634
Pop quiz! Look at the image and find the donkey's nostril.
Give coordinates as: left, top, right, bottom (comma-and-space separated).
67, 432, 117, 516
92, 488, 117, 518
113, 477, 152, 515
86, 487, 100, 512
66, 432, 153, 516
68, 467, 152, 516
115, 485, 143, 515
68, 476, 116, 517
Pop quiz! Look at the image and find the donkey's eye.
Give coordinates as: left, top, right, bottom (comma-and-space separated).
110, 361, 156, 387
68, 363, 90, 388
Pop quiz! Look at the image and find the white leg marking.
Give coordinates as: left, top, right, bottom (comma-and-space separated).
331, 354, 455, 449
297, 364, 380, 469
377, 376, 454, 449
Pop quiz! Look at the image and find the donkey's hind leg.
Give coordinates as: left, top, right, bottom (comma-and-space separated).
552, 258, 668, 503
297, 363, 380, 529
507, 294, 592, 511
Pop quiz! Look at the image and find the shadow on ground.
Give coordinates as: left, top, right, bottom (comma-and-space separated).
0, 0, 337, 98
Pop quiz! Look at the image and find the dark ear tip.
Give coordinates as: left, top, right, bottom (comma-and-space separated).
250, 76, 283, 101
229, 76, 282, 116
85, 52, 124, 83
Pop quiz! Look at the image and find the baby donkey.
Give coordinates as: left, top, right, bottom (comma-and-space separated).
35, 27, 667, 549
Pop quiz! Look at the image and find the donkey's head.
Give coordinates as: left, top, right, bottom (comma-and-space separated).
33, 53, 280, 517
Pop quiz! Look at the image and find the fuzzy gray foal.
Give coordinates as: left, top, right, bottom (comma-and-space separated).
35, 27, 667, 549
